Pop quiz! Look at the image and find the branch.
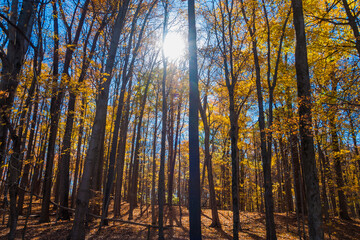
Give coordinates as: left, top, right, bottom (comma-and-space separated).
0, 21, 8, 36
0, 114, 18, 143
0, 46, 7, 63
0, 13, 37, 51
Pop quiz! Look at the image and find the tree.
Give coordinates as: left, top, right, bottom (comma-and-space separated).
158, 1, 169, 238
39, 0, 91, 222
198, 61, 221, 227
291, 0, 324, 239
188, 0, 202, 239
69, 1, 130, 239
0, 1, 39, 238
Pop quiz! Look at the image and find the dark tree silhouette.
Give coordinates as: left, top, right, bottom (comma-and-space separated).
291, 0, 324, 239
188, 0, 202, 239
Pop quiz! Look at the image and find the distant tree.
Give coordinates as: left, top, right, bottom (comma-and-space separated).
158, 1, 169, 238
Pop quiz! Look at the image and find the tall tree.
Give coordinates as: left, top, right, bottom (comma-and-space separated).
199, 70, 221, 228
69, 1, 130, 239
128, 51, 158, 220
1, 1, 39, 238
58, 11, 109, 221
100, 0, 157, 225
0, 0, 38, 169
188, 0, 202, 239
39, 0, 90, 222
158, 1, 169, 239
291, 0, 324, 239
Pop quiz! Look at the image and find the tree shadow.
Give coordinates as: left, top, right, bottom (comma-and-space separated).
242, 229, 264, 240
213, 227, 232, 240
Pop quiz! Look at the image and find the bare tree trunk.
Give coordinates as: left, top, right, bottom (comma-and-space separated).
291, 0, 324, 238
329, 112, 351, 220
17, 16, 44, 212
113, 81, 132, 216
314, 122, 330, 225
126, 115, 138, 203
0, 0, 38, 170
17, 87, 40, 215
167, 94, 175, 207
286, 88, 305, 215
40, 0, 90, 223
151, 91, 159, 224
101, 0, 157, 225
188, 0, 202, 239
69, 2, 130, 239
158, 2, 169, 239
128, 56, 156, 219
58, 15, 107, 220
71, 97, 85, 208
6, 5, 39, 239
199, 89, 220, 228
279, 137, 294, 212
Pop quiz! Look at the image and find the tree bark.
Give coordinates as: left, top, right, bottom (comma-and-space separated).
151, 91, 159, 224
128, 56, 156, 219
40, 0, 90, 222
279, 137, 293, 212
0, 0, 37, 170
199, 88, 221, 228
329, 112, 351, 220
341, 0, 360, 56
69, 1, 130, 239
71, 97, 86, 208
291, 0, 324, 238
188, 0, 202, 239
158, 2, 169, 239
113, 81, 132, 216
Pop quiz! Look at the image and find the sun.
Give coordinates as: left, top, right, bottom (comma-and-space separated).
163, 31, 186, 61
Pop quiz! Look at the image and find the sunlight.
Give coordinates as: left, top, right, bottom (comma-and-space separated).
163, 31, 186, 61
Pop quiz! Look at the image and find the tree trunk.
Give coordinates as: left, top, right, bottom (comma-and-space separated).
17, 16, 44, 211
70, 2, 130, 239
40, 0, 90, 222
279, 137, 294, 212
101, 0, 157, 224
188, 0, 202, 239
329, 113, 351, 220
1, 1, 38, 236
167, 95, 175, 207
291, 0, 324, 238
113, 82, 132, 216
151, 91, 159, 224
17, 87, 40, 215
128, 59, 155, 219
58, 15, 107, 220
286, 88, 305, 215
239, 1, 277, 237
158, 2, 169, 239
71, 97, 86, 208
341, 0, 360, 56
0, 0, 37, 170
199, 91, 220, 228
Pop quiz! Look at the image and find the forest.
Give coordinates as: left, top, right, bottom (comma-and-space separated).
0, 0, 359, 239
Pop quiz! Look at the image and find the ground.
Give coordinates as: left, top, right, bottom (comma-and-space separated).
0, 200, 359, 239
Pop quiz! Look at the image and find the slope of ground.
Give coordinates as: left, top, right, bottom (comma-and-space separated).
0, 200, 359, 239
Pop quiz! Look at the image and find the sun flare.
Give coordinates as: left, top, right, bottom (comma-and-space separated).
163, 31, 186, 61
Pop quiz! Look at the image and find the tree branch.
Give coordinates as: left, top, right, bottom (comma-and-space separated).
0, 12, 37, 51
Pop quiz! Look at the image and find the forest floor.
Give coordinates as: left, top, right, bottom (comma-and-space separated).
0, 199, 359, 239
